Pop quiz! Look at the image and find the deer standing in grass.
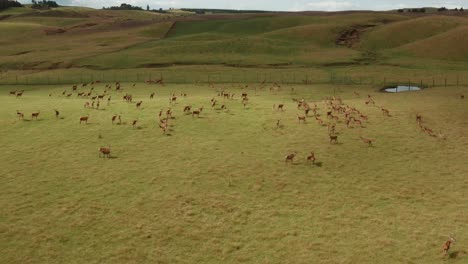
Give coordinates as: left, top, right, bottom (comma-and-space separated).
132, 120, 138, 129
99, 146, 111, 158
112, 115, 117, 124
306, 152, 316, 165
80, 115, 89, 124
136, 101, 143, 109
329, 134, 338, 144
31, 111, 40, 120
16, 91, 24, 98
443, 235, 456, 256
360, 136, 374, 146
16, 110, 24, 120
297, 115, 306, 124
54, 110, 59, 119
150, 92, 155, 99
285, 152, 297, 164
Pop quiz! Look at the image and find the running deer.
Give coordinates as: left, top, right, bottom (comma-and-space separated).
329, 134, 338, 144
285, 152, 297, 164
136, 101, 143, 109
79, 115, 89, 124
298, 115, 306, 123
443, 236, 456, 256
99, 146, 111, 158
31, 111, 40, 120
360, 136, 374, 146
306, 152, 316, 165
16, 110, 24, 120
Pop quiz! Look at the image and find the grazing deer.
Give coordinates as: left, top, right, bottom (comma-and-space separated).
79, 115, 89, 124
9, 90, 16, 95
16, 91, 24, 98
136, 101, 143, 109
298, 115, 306, 123
277, 104, 284, 111
306, 152, 316, 165
329, 134, 338, 144
132, 120, 138, 128
150, 92, 155, 99
285, 152, 297, 164
54, 109, 59, 119
31, 111, 40, 120
360, 136, 374, 146
16, 110, 24, 120
99, 146, 111, 158
443, 236, 456, 256
381, 108, 390, 117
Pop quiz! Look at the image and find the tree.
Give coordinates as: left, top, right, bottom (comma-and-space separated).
0, 0, 24, 10
147, 4, 149, 11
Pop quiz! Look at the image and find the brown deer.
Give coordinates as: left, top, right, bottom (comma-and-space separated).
192, 110, 201, 118
132, 120, 138, 128
84, 102, 90, 108
16, 91, 24, 98
136, 101, 143, 109
9, 90, 17, 95
381, 108, 391, 117
285, 152, 297, 164
183, 105, 192, 113
79, 115, 89, 124
158, 122, 168, 134
443, 235, 456, 256
16, 110, 24, 120
306, 152, 316, 165
416, 114, 422, 123
31, 111, 40, 120
276, 119, 281, 129
54, 109, 59, 119
150, 92, 155, 99
297, 115, 306, 123
360, 136, 374, 146
329, 134, 338, 144
99, 146, 111, 158
107, 96, 111, 105
112, 115, 117, 124
277, 104, 284, 111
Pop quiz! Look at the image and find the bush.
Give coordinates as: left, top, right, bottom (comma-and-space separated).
31, 0, 59, 9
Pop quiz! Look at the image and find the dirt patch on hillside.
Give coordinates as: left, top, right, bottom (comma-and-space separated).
0, 15, 12, 21
336, 24, 376, 48
43, 27, 66, 35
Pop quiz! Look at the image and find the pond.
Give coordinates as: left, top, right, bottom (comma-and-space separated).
384, 85, 421, 93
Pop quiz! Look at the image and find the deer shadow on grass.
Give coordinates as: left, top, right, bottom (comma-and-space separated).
449, 250, 467, 259
313, 162, 323, 167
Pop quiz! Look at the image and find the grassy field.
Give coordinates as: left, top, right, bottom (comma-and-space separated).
1, 5, 468, 264
1, 82, 467, 263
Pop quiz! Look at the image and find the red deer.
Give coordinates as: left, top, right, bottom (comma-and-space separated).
91, 101, 95, 108
277, 104, 284, 111
150, 92, 155, 99
354, 91, 360, 96
443, 236, 456, 256
132, 120, 138, 128
298, 115, 306, 123
54, 109, 59, 119
192, 110, 201, 117
360, 136, 374, 146
306, 152, 316, 164
84, 102, 90, 108
112, 115, 117, 124
16, 110, 24, 120
98, 95, 104, 100
241, 93, 248, 98
31, 111, 40, 120
99, 146, 111, 158
285, 152, 297, 164
170, 96, 177, 104
136, 101, 143, 109
96, 101, 100, 109
9, 90, 16, 95
211, 100, 217, 109
328, 124, 336, 134
329, 134, 338, 144
118, 115, 122, 125
416, 114, 422, 123
16, 91, 24, 98
107, 96, 111, 105
91, 96, 97, 100
354, 119, 364, 128
381, 108, 391, 116
183, 105, 192, 112
276, 119, 281, 128
158, 122, 168, 134
79, 115, 89, 124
